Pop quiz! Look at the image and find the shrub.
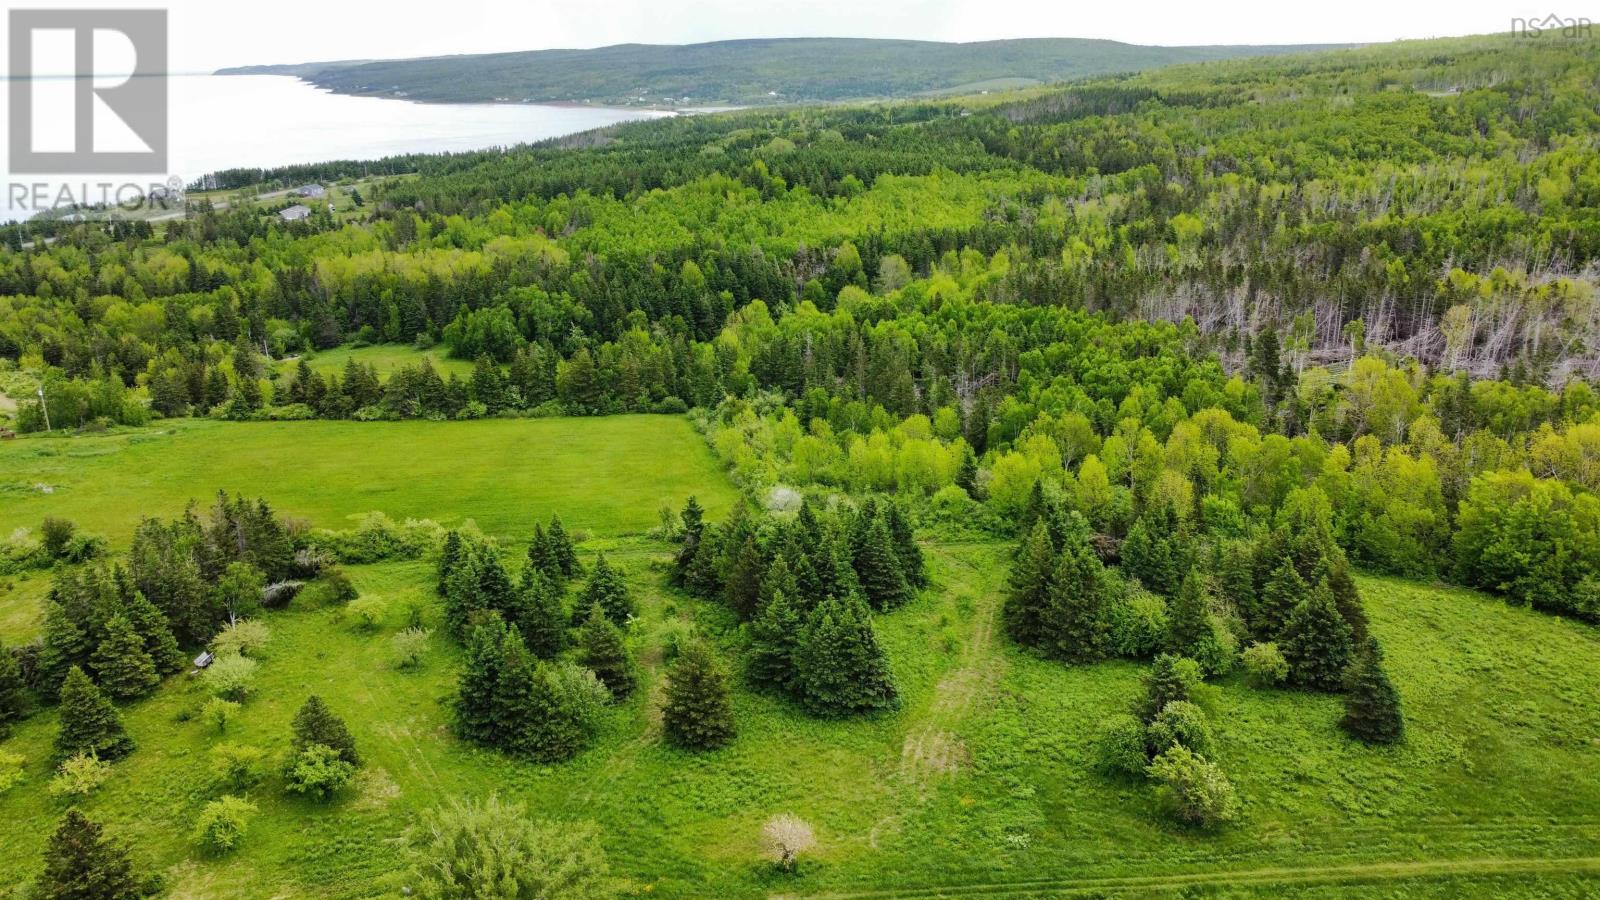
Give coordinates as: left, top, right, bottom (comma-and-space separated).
1241, 642, 1289, 688
40, 517, 77, 559
1146, 701, 1215, 758
48, 753, 112, 798
1106, 586, 1169, 658
309, 512, 444, 564
346, 597, 387, 631
211, 619, 271, 658
202, 697, 242, 734
192, 795, 257, 854
210, 743, 268, 791
202, 654, 258, 701
406, 795, 610, 899
0, 750, 24, 795
1093, 714, 1150, 777
311, 568, 359, 605
390, 627, 433, 669
761, 813, 817, 873
283, 743, 356, 799
1148, 744, 1237, 827
1136, 654, 1204, 722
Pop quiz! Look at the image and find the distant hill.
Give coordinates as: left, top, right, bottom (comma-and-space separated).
215, 36, 1352, 106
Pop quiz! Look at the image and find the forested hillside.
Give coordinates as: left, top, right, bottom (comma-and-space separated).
216, 36, 1346, 105
4, 32, 1600, 896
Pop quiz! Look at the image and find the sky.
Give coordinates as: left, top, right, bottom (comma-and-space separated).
3, 0, 1547, 73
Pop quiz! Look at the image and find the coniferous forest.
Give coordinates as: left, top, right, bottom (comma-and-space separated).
3, 30, 1600, 899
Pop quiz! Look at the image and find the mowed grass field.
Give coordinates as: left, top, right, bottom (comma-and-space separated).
273, 344, 476, 382
0, 416, 738, 546
2, 420, 1599, 897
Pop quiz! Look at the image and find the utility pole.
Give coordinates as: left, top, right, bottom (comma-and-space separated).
37, 384, 50, 432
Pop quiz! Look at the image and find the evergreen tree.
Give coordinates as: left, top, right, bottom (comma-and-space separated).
812, 530, 861, 602
853, 517, 912, 612
1167, 570, 1212, 656
517, 662, 594, 763
36, 810, 148, 900
1256, 559, 1310, 641
0, 639, 28, 736
662, 639, 736, 751
1340, 640, 1404, 744
747, 588, 802, 694
1038, 540, 1110, 663
793, 596, 899, 717
121, 591, 183, 675
54, 667, 134, 762
1137, 653, 1200, 722
89, 615, 159, 700
545, 515, 580, 579
758, 553, 800, 613
455, 620, 506, 744
956, 446, 979, 498
290, 695, 361, 767
442, 545, 486, 639
36, 601, 92, 699
437, 531, 464, 595
514, 568, 567, 659
577, 554, 633, 626
1279, 580, 1355, 691
724, 535, 766, 620
526, 525, 560, 583
1121, 505, 1188, 596
475, 551, 517, 619
883, 502, 926, 588
1325, 555, 1371, 643
673, 496, 705, 585
576, 603, 636, 700
1004, 520, 1056, 647
489, 628, 540, 756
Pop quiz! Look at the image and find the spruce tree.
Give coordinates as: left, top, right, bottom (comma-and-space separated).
883, 502, 926, 588
490, 628, 540, 756
36, 601, 92, 699
1167, 570, 1212, 656
1279, 580, 1354, 691
1004, 520, 1055, 647
54, 667, 134, 762
0, 639, 28, 735
812, 530, 862, 602
1325, 555, 1371, 643
1137, 653, 1200, 722
437, 530, 464, 595
853, 517, 912, 612
442, 546, 485, 639
455, 620, 506, 744
1257, 559, 1310, 641
475, 551, 517, 619
793, 596, 899, 717
747, 588, 802, 694
36, 810, 148, 900
1038, 542, 1110, 663
121, 591, 183, 675
577, 554, 633, 626
759, 553, 800, 613
290, 695, 361, 767
724, 535, 766, 620
526, 525, 560, 583
546, 515, 580, 579
662, 640, 736, 750
673, 496, 705, 585
1340, 640, 1404, 744
577, 603, 636, 700
514, 568, 568, 659
89, 615, 160, 701
956, 446, 979, 498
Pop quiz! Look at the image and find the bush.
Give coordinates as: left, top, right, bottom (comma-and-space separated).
1093, 714, 1150, 777
1148, 744, 1237, 827
310, 568, 359, 605
346, 597, 387, 631
308, 512, 444, 564
390, 627, 432, 669
760, 813, 816, 873
1241, 642, 1289, 688
192, 795, 257, 854
211, 619, 271, 658
1106, 586, 1169, 659
283, 743, 356, 799
0, 750, 24, 795
1187, 616, 1238, 677
406, 795, 611, 899
201, 697, 242, 734
48, 753, 112, 798
1146, 701, 1215, 758
202, 654, 258, 701
210, 743, 268, 791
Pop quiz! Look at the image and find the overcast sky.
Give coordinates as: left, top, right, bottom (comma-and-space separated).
7, 0, 1546, 73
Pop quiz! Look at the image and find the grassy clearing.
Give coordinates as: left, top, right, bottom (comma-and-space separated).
0, 416, 737, 549
1, 530, 1598, 896
273, 343, 476, 382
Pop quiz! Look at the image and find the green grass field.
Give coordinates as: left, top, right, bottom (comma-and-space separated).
2, 420, 1599, 897
0, 416, 736, 548
274, 344, 477, 383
